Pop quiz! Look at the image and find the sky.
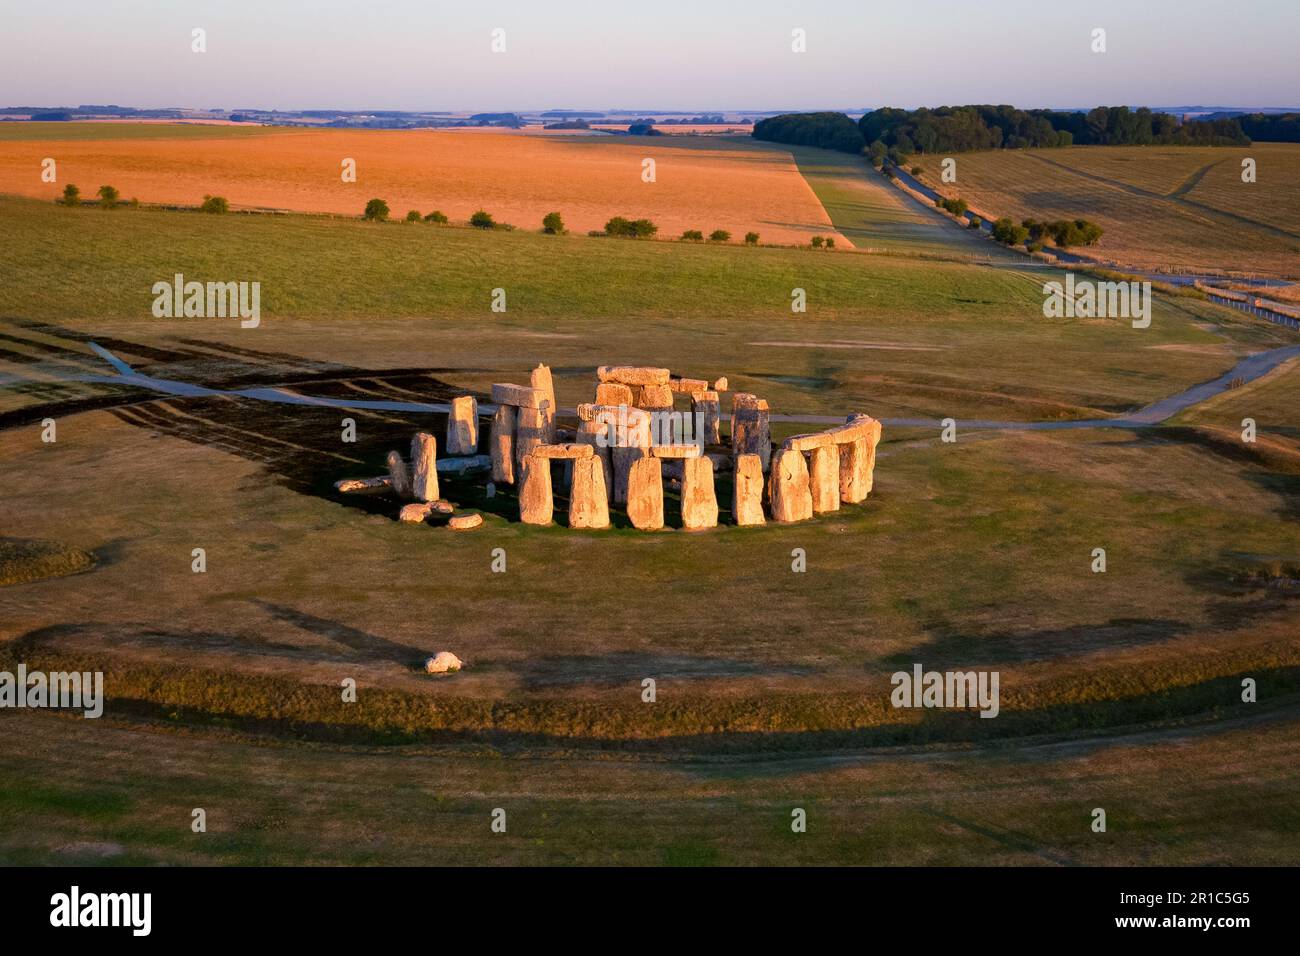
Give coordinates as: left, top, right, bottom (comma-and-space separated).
1, 0, 1297, 112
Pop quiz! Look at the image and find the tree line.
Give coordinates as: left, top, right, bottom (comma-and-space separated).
754, 105, 1254, 157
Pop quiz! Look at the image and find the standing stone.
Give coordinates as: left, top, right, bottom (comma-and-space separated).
446, 396, 478, 456
531, 364, 557, 444
693, 390, 721, 444
409, 433, 439, 501
611, 407, 651, 505
568, 456, 610, 529
838, 415, 882, 503
768, 447, 813, 523
518, 454, 553, 525
516, 405, 547, 474
387, 451, 412, 500
680, 457, 719, 530
490, 404, 516, 484
733, 454, 766, 526
732, 400, 771, 471
809, 443, 841, 513
576, 419, 614, 496
626, 457, 664, 530
595, 382, 634, 407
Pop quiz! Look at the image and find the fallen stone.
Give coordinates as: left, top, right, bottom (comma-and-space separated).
446, 395, 479, 455
768, 447, 813, 522
424, 651, 463, 674
568, 456, 610, 529
399, 502, 435, 523
437, 454, 492, 475
387, 450, 413, 499
680, 457, 719, 530
809, 443, 841, 513
713, 376, 729, 392
335, 476, 392, 494
530, 442, 594, 460
448, 513, 483, 531
491, 383, 548, 409
732, 454, 766, 526
531, 364, 557, 443
430, 499, 455, 514
490, 404, 516, 484
595, 382, 634, 406
626, 457, 664, 530
597, 365, 670, 386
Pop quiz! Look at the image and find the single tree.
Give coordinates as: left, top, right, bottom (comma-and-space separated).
744, 232, 759, 245
709, 229, 731, 242
811, 236, 824, 248
405, 209, 421, 222
61, 183, 80, 206
200, 195, 229, 214
363, 198, 389, 221
97, 185, 119, 209
423, 210, 448, 224
470, 209, 496, 228
680, 229, 704, 241
542, 211, 565, 234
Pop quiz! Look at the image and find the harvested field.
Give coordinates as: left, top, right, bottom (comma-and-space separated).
921, 144, 1300, 277
0, 123, 840, 244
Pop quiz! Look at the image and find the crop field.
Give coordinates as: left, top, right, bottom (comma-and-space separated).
3, 163, 1300, 865
0, 123, 840, 245
922, 144, 1300, 277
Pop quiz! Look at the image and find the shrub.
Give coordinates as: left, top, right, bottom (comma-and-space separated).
867, 140, 887, 167
469, 209, 496, 229
1046, 218, 1103, 247
991, 217, 1029, 246
744, 232, 759, 245
96, 185, 119, 209
605, 216, 658, 238
1026, 241, 1044, 253
61, 184, 80, 206
405, 209, 420, 223
363, 198, 389, 221
968, 216, 982, 229
587, 230, 605, 237
709, 229, 731, 242
825, 237, 835, 249
911, 166, 922, 176
680, 229, 704, 241
423, 210, 448, 224
200, 195, 229, 214
938, 196, 968, 217
542, 211, 565, 234
811, 236, 824, 248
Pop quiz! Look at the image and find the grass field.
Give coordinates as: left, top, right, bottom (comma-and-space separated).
918, 144, 1300, 278
0, 123, 840, 245
2, 140, 1299, 865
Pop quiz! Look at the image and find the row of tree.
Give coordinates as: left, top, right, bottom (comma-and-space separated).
754, 106, 1254, 156
1237, 112, 1300, 143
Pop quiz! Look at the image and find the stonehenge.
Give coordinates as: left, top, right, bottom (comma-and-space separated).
335, 362, 880, 534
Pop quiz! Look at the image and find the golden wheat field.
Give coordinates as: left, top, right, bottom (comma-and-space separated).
0, 124, 840, 243
928, 144, 1300, 277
